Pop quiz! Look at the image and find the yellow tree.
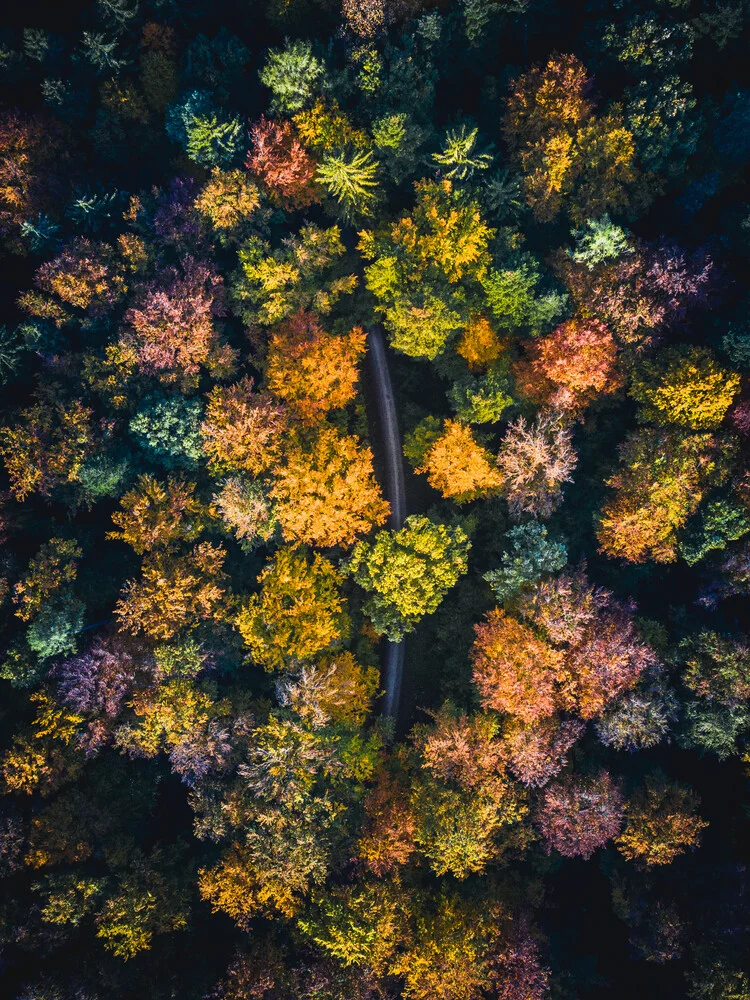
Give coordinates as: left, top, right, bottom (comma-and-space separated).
616, 773, 708, 866
107, 475, 207, 554
236, 547, 351, 670
597, 428, 726, 563
271, 424, 389, 549
416, 420, 503, 503
114, 542, 228, 640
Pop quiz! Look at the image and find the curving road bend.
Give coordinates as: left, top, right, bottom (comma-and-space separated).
365, 324, 407, 726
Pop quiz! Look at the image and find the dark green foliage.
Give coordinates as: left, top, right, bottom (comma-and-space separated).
483, 523, 567, 602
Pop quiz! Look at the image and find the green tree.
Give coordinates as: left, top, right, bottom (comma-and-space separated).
348, 515, 471, 640
483, 523, 568, 602
317, 149, 380, 220
259, 40, 324, 114
432, 125, 492, 181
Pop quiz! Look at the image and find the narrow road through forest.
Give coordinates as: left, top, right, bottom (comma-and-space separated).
365, 324, 407, 725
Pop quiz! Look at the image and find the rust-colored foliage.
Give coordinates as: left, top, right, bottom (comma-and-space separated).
246, 115, 320, 209
517, 569, 658, 719
554, 242, 715, 348
358, 764, 418, 875
471, 608, 564, 723
121, 258, 235, 388
201, 377, 288, 475
265, 310, 367, 422
535, 770, 624, 859
515, 317, 622, 413
502, 716, 585, 788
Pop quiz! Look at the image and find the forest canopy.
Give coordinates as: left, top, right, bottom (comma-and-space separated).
0, 1, 749, 999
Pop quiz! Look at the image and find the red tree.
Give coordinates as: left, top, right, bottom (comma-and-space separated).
515, 317, 622, 413
471, 609, 563, 724
121, 257, 235, 387
246, 116, 320, 209
535, 770, 624, 859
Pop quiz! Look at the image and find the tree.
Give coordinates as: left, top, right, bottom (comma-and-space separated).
680, 631, 750, 706
390, 890, 500, 1000
201, 377, 287, 475
13, 538, 82, 623
597, 428, 725, 563
517, 569, 658, 718
535, 771, 624, 859
415, 420, 503, 502
502, 716, 585, 787
483, 522, 567, 602
560, 600, 659, 719
129, 393, 204, 470
194, 168, 262, 236
348, 516, 471, 640
277, 653, 380, 728
482, 261, 566, 336
596, 683, 676, 752
488, 921, 551, 1000
448, 362, 515, 423
236, 547, 350, 671
166, 90, 244, 168
212, 477, 279, 549
570, 215, 633, 269
259, 40, 324, 114
554, 240, 715, 347
299, 880, 408, 975
629, 346, 740, 429
107, 475, 207, 554
231, 225, 358, 326
616, 773, 707, 867
515, 317, 622, 413
270, 424, 389, 549
95, 850, 190, 959
413, 707, 506, 791
115, 678, 229, 780
0, 390, 94, 501
25, 238, 128, 320
115, 542, 228, 640
680, 700, 750, 760
496, 413, 577, 520
503, 54, 640, 223
317, 149, 380, 221
121, 257, 235, 388
359, 179, 494, 358
410, 777, 525, 878
246, 116, 320, 210
471, 608, 563, 723
456, 314, 504, 371
0, 111, 70, 251
53, 634, 142, 719
432, 125, 492, 181
265, 311, 366, 422
185, 114, 245, 169
358, 763, 418, 875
